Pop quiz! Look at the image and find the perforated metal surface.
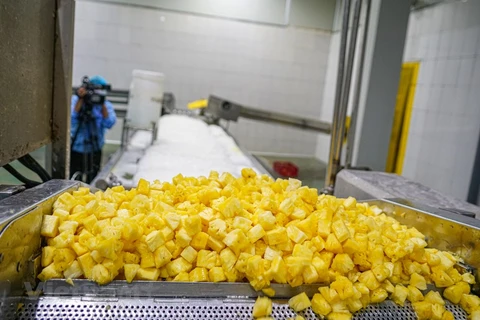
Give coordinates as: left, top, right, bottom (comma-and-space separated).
1, 297, 468, 320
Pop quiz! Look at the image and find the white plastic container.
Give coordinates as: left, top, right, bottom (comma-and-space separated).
126, 69, 165, 129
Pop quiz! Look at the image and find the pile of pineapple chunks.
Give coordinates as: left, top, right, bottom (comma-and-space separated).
39, 168, 480, 320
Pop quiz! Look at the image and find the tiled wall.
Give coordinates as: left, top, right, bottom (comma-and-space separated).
402, 1, 480, 200
73, 1, 330, 154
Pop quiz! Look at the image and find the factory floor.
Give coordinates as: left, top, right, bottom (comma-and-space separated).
0, 145, 326, 191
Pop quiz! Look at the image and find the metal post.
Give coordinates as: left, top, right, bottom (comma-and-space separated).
325, 0, 352, 189
346, 0, 371, 168
50, 0, 75, 179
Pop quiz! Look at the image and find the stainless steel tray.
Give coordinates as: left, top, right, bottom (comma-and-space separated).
0, 181, 479, 319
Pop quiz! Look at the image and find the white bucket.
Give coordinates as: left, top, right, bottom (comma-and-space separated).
126, 69, 165, 129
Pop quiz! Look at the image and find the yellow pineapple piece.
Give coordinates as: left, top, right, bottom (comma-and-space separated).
91, 264, 112, 285
431, 303, 446, 320
391, 284, 409, 306
223, 229, 249, 254
326, 312, 352, 320
189, 267, 209, 282
207, 235, 226, 252
442, 310, 455, 320
209, 267, 227, 282
332, 219, 350, 242
124, 252, 140, 264
358, 270, 380, 291
58, 220, 79, 234
331, 254, 354, 274
330, 276, 354, 300
253, 296, 273, 318
166, 257, 192, 277
175, 228, 192, 248
63, 260, 83, 279
180, 246, 197, 264
443, 281, 470, 304
289, 292, 311, 312
262, 287, 276, 297
140, 252, 155, 268
77, 253, 95, 278
311, 236, 326, 251
232, 216, 252, 233
160, 226, 175, 242
247, 224, 266, 243
412, 301, 432, 320
286, 225, 308, 244
164, 212, 181, 230
71, 242, 88, 256
191, 232, 209, 250
154, 245, 173, 268
184, 215, 202, 236
424, 291, 445, 305
311, 293, 332, 316
317, 219, 332, 238
325, 234, 343, 253
137, 178, 150, 195
462, 272, 476, 284
173, 272, 189, 281
258, 211, 277, 231
53, 209, 70, 221
407, 285, 424, 303
197, 250, 218, 269
461, 294, 480, 314
124, 264, 140, 283
410, 272, 427, 290
265, 227, 288, 246
53, 248, 76, 271
303, 265, 319, 284
42, 246, 56, 267
38, 263, 62, 282
469, 310, 480, 320
431, 270, 454, 288
41, 215, 60, 238
268, 256, 287, 283
136, 267, 160, 281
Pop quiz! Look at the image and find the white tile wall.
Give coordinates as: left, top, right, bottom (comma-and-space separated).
73, 1, 330, 155
402, 0, 480, 200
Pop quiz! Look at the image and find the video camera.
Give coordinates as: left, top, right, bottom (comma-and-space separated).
80, 76, 112, 107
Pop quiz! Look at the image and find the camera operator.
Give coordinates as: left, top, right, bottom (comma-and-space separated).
70, 75, 116, 183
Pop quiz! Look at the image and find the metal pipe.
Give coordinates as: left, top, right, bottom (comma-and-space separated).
346, 0, 371, 168
325, 0, 353, 189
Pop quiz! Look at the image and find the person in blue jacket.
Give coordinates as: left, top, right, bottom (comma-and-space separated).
70, 75, 116, 183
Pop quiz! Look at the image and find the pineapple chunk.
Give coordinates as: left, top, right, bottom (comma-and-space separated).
232, 216, 252, 233
189, 267, 209, 282
332, 219, 350, 242
358, 270, 380, 291
443, 281, 470, 304
53, 248, 76, 271
460, 294, 480, 314
269, 256, 287, 283
173, 272, 189, 281
331, 254, 354, 274
38, 263, 62, 282
137, 178, 150, 195
180, 246, 197, 264
223, 229, 249, 254
265, 227, 288, 246
207, 236, 226, 252
391, 284, 409, 306
311, 293, 332, 316
424, 291, 445, 305
78, 253, 96, 278
41, 215, 60, 237
370, 288, 388, 303
136, 267, 160, 281
258, 211, 277, 231
287, 225, 308, 244
431, 270, 454, 288
166, 257, 192, 277
164, 212, 181, 230
184, 215, 202, 236
41, 246, 56, 267
64, 260, 83, 279
124, 264, 140, 283
325, 234, 343, 254
154, 245, 173, 268
432, 303, 446, 320
71, 243, 88, 256
209, 267, 227, 282
58, 220, 79, 234
91, 264, 112, 285
191, 232, 209, 250
247, 224, 266, 243
262, 288, 276, 297
462, 272, 476, 284
407, 285, 424, 303
253, 296, 272, 318
412, 301, 432, 320
175, 228, 192, 248
289, 292, 311, 312
326, 312, 352, 320
410, 272, 427, 290
196, 250, 218, 269
469, 310, 480, 320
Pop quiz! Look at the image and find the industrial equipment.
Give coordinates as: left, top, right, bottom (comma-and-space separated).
1, 180, 479, 319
